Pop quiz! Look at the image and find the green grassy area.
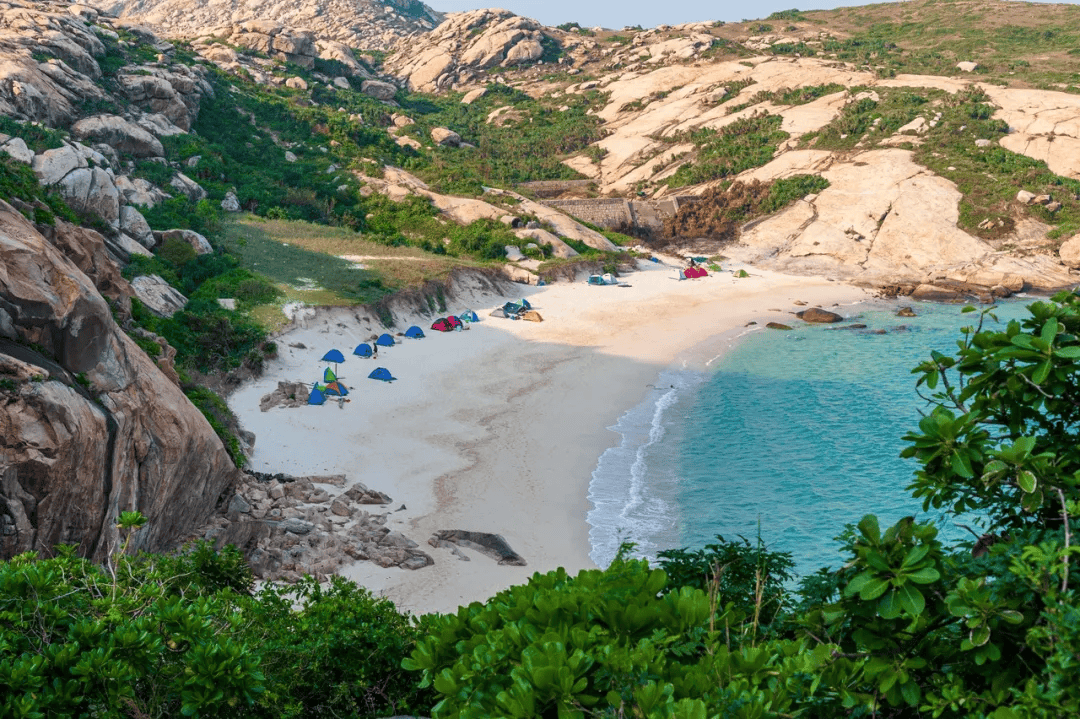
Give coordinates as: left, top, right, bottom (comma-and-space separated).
756, 0, 1080, 89
664, 113, 789, 188
396, 83, 607, 193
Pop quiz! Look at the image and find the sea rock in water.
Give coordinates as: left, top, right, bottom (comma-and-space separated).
896, 306, 917, 317
795, 308, 843, 323
766, 322, 792, 330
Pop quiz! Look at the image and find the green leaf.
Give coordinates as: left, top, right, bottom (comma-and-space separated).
901, 679, 921, 706
1055, 345, 1080, 359
970, 625, 991, 647
1032, 360, 1051, 385
1041, 318, 1060, 343
857, 515, 881, 544
896, 583, 926, 616
878, 590, 902, 620
951, 451, 974, 478
906, 566, 941, 584
999, 610, 1024, 624
859, 576, 891, 602
1017, 470, 1037, 494
1013, 436, 1036, 457
901, 544, 929, 568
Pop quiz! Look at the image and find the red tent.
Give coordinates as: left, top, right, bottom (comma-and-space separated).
431, 317, 454, 332
684, 267, 708, 279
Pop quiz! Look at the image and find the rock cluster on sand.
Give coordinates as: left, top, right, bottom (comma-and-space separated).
195, 473, 434, 582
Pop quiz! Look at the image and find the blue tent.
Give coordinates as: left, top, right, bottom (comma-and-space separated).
353, 343, 372, 358
368, 367, 395, 382
404, 326, 424, 339
376, 333, 395, 347
520, 298, 532, 310
321, 349, 345, 364
308, 384, 326, 405
323, 367, 337, 383
502, 301, 523, 316
458, 309, 479, 323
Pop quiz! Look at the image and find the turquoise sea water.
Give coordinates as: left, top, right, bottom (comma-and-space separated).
586, 298, 1033, 575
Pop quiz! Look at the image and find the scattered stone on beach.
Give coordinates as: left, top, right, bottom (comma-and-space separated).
429, 530, 527, 566
896, 306, 917, 317
795, 307, 844, 323
793, 300, 807, 306
745, 321, 757, 326
766, 322, 793, 330
260, 381, 310, 411
828, 324, 868, 331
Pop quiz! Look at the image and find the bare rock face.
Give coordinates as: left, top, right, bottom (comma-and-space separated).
430, 126, 461, 146
0, 202, 239, 560
385, 9, 552, 92
130, 275, 188, 317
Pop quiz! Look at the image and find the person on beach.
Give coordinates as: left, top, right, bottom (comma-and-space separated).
372, 343, 378, 359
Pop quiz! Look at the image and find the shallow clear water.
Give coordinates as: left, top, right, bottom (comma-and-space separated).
587, 299, 1033, 575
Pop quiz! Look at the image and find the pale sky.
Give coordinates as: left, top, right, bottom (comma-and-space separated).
423, 0, 893, 29
424, 0, 1068, 29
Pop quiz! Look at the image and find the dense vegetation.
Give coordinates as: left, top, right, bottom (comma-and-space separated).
7, 294, 1080, 716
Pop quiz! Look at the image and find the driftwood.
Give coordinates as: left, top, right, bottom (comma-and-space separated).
429, 530, 527, 566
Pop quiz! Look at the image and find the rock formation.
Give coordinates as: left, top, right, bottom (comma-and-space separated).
385, 9, 551, 92
0, 202, 239, 561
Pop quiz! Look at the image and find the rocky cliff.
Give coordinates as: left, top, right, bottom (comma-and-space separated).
0, 202, 240, 561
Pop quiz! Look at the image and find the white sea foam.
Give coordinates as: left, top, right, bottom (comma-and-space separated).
587, 369, 702, 568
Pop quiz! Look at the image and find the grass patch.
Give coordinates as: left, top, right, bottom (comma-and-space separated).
664, 113, 789, 188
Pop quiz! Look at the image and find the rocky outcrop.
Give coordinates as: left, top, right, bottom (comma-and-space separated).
0, 202, 239, 561
130, 274, 187, 317
117, 65, 212, 131
385, 9, 552, 92
795, 308, 843, 323
194, 473, 433, 581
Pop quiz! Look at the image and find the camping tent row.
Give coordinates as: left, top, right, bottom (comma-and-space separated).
308, 379, 350, 405
430, 310, 479, 332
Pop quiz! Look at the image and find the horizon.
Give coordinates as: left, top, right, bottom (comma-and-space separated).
422, 0, 1074, 30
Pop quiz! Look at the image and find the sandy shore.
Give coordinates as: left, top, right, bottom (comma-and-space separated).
228, 258, 871, 615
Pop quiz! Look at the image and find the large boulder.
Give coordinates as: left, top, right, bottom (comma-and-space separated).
157, 228, 212, 254
0, 201, 238, 561
71, 115, 165, 158
361, 80, 398, 100
58, 167, 120, 227
114, 175, 170, 208
130, 274, 188, 317
431, 127, 461, 146
168, 172, 207, 202
1060, 235, 1080, 269
32, 144, 86, 185
119, 205, 154, 248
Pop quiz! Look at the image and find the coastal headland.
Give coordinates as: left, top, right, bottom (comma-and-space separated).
228, 259, 871, 614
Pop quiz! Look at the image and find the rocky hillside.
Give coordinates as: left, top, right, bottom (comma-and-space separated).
83, 0, 442, 49
383, 1, 1080, 295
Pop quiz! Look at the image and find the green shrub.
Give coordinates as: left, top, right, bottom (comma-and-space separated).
665, 112, 789, 188
159, 237, 198, 266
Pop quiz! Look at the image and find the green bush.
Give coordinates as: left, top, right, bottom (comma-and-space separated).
665, 113, 789, 188
159, 236, 198, 266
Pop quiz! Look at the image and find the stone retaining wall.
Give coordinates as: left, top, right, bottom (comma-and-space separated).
517, 179, 596, 198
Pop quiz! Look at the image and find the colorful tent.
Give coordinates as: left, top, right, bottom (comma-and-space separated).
308, 384, 326, 405
368, 367, 395, 382
323, 367, 337, 383
588, 275, 606, 285
321, 349, 345, 364
405, 326, 425, 339
353, 343, 373, 358
459, 309, 479, 323
375, 333, 395, 347
447, 315, 462, 330
520, 298, 532, 310
502, 301, 524, 316
431, 317, 454, 332
323, 380, 349, 396
683, 267, 708, 279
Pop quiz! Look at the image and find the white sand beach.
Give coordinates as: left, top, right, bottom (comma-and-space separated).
228, 259, 871, 615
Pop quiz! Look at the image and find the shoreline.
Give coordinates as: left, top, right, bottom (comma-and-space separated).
228, 259, 872, 615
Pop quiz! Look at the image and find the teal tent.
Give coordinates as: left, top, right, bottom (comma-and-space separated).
308, 384, 326, 405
